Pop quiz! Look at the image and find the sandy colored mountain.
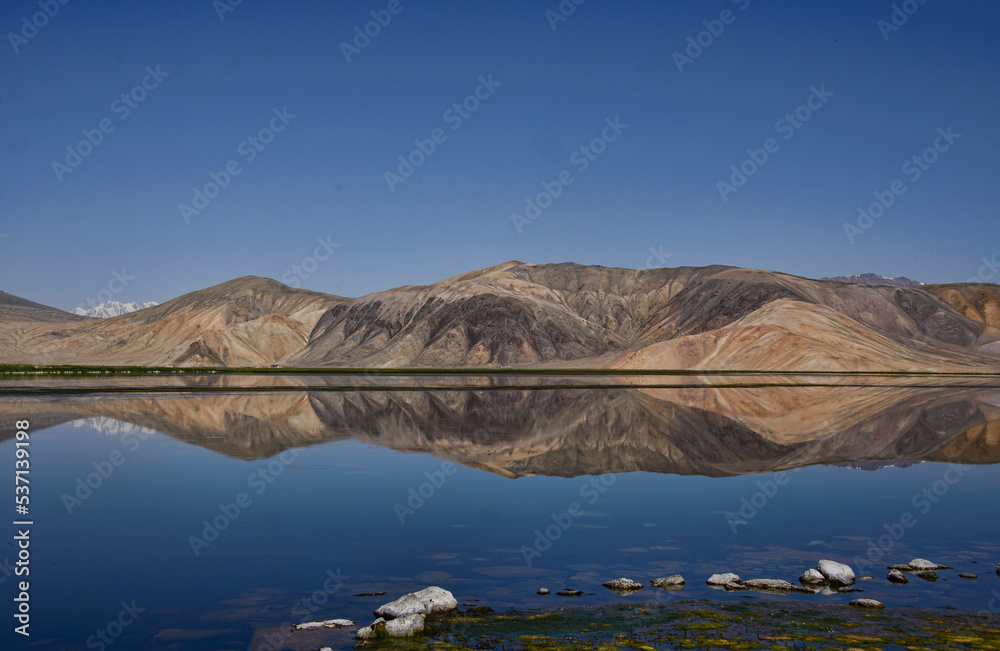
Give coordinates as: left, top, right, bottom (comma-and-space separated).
0, 277, 344, 367
2, 262, 999, 371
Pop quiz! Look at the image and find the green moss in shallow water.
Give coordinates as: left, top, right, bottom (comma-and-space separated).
354, 600, 1000, 650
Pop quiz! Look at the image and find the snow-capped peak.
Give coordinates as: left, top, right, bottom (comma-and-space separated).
73, 300, 159, 318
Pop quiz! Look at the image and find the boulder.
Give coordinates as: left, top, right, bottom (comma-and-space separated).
817, 559, 855, 586
799, 569, 825, 584
602, 578, 644, 591
385, 614, 425, 637
651, 575, 685, 588
537, 588, 550, 595
356, 614, 426, 639
887, 569, 908, 584
908, 558, 951, 571
356, 618, 386, 640
849, 598, 885, 609
707, 572, 740, 586
374, 586, 457, 619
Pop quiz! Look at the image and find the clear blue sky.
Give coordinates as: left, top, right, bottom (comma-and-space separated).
1, 0, 998, 310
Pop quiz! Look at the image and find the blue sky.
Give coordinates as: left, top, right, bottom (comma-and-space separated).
1, 0, 998, 310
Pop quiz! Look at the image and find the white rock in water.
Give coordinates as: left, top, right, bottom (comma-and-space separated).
908, 558, 950, 571
707, 573, 740, 586
293, 618, 355, 631
602, 578, 644, 591
356, 618, 385, 640
374, 586, 457, 619
850, 598, 885, 609
651, 575, 685, 588
887, 569, 909, 584
385, 613, 425, 637
799, 569, 825, 584
817, 559, 855, 586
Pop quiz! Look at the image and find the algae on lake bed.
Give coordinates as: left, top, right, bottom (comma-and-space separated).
355, 600, 1000, 650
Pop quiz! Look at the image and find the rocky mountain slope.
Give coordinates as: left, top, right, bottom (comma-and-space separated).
2, 263, 999, 371
0, 277, 345, 367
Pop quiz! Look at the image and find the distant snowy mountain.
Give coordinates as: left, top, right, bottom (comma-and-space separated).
822, 273, 924, 287
73, 300, 159, 318
71, 417, 157, 437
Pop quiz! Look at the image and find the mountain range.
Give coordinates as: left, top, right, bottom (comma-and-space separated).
2, 262, 999, 372
5, 380, 998, 476
821, 273, 924, 287
72, 299, 159, 318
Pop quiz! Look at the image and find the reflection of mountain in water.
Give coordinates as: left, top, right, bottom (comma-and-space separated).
6, 380, 1000, 478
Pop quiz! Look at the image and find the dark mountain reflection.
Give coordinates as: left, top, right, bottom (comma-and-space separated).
5, 376, 1000, 477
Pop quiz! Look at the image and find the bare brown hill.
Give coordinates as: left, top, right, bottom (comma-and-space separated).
0, 277, 345, 367
2, 263, 999, 371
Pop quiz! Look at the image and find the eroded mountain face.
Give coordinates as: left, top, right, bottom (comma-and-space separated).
2, 263, 999, 371
8, 379, 999, 478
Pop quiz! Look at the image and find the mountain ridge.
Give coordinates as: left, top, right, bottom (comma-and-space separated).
1, 264, 999, 372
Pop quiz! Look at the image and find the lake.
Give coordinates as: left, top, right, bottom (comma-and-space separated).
2, 372, 999, 649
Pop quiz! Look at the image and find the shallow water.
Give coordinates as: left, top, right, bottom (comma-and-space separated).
1, 373, 999, 649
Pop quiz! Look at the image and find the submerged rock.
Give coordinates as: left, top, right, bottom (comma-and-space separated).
850, 598, 885, 609
817, 560, 855, 586
537, 588, 550, 595
651, 575, 685, 588
557, 589, 583, 597
887, 563, 912, 571
742, 579, 795, 591
292, 618, 354, 631
707, 572, 740, 586
915, 571, 938, 582
887, 569, 909, 584
374, 586, 457, 619
799, 569, 825, 584
602, 578, 644, 591
959, 573, 977, 580
908, 558, 951, 571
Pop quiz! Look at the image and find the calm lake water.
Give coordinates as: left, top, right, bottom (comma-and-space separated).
1, 373, 999, 649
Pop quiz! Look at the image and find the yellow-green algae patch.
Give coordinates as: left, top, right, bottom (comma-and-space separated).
353, 600, 1000, 650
